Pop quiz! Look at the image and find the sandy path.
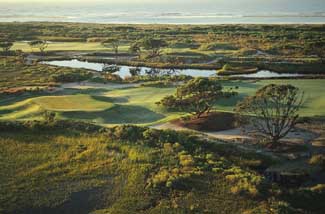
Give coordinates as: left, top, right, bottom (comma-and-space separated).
152, 122, 252, 142
152, 122, 317, 143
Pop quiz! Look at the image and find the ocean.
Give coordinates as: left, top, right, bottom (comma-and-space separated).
1, 0, 325, 24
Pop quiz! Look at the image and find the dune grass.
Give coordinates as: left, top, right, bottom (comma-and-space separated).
0, 123, 271, 214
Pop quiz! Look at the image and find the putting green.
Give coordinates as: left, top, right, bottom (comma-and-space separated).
32, 95, 114, 112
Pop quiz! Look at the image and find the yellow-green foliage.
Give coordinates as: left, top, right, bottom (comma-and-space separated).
224, 167, 263, 196
0, 121, 318, 213
309, 154, 325, 170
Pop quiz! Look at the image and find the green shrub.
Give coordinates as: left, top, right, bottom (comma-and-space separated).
50, 71, 93, 82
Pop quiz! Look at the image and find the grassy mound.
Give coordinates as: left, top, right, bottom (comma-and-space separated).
0, 94, 115, 120
61, 105, 165, 124
173, 112, 237, 132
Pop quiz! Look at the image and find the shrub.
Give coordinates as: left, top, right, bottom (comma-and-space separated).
141, 81, 172, 88
103, 73, 123, 82
179, 154, 195, 167
51, 71, 93, 82
309, 154, 325, 171
224, 167, 264, 197
310, 184, 325, 193
43, 111, 56, 123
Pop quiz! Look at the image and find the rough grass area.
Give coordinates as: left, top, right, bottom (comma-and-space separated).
0, 57, 92, 90
0, 122, 273, 214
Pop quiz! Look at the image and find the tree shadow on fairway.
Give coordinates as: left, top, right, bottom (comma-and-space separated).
0, 109, 14, 115
220, 80, 262, 89
91, 95, 129, 103
215, 93, 247, 108
61, 105, 165, 124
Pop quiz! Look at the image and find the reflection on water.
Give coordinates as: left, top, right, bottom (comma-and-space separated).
42, 59, 304, 79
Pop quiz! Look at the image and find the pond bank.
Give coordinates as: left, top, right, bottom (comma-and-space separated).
41, 59, 310, 79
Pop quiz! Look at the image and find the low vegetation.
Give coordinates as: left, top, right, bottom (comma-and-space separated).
0, 57, 93, 90
1, 120, 320, 214
1, 22, 325, 214
0, 23, 324, 73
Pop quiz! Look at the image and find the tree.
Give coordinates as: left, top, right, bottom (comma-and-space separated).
129, 67, 141, 76
129, 42, 141, 57
310, 42, 325, 64
0, 41, 13, 53
236, 84, 304, 146
102, 38, 120, 56
157, 78, 236, 118
28, 40, 48, 54
102, 64, 120, 73
141, 37, 168, 58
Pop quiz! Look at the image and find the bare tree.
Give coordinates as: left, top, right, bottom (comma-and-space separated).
236, 84, 304, 146
102, 38, 120, 57
141, 37, 168, 58
0, 41, 13, 53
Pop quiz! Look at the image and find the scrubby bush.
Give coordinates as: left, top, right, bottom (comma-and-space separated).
140, 80, 172, 88
200, 42, 237, 51
224, 167, 264, 197
103, 73, 123, 82
309, 154, 325, 171
310, 184, 325, 193
243, 200, 299, 214
43, 111, 56, 123
50, 71, 93, 82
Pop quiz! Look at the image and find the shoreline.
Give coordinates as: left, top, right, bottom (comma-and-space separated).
1, 21, 325, 26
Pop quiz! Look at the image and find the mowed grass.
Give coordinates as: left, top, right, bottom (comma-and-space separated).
0, 94, 115, 121
1, 79, 325, 125
12, 42, 217, 56
12, 42, 130, 52
33, 95, 114, 111
59, 87, 180, 125
217, 79, 325, 117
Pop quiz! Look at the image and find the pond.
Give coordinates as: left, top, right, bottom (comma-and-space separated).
42, 59, 305, 79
